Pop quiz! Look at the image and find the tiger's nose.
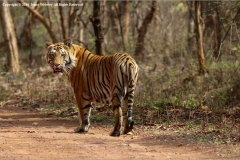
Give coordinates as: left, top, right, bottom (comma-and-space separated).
53, 64, 61, 69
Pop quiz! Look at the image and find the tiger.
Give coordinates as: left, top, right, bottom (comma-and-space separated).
45, 39, 139, 136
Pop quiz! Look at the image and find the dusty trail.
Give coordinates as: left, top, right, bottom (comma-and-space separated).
0, 105, 238, 159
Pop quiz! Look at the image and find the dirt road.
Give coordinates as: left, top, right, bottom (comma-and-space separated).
0, 105, 239, 159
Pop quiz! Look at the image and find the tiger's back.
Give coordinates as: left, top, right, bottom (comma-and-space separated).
72, 50, 138, 105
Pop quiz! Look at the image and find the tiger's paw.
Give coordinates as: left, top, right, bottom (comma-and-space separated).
123, 121, 134, 135
110, 130, 120, 137
126, 131, 133, 135
123, 129, 133, 135
74, 126, 89, 133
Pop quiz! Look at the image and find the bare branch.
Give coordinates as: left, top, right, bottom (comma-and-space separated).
18, 0, 58, 43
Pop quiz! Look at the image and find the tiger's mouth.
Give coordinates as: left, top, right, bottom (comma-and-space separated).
53, 68, 63, 73
51, 64, 63, 74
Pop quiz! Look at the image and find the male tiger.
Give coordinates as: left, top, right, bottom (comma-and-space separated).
46, 40, 139, 136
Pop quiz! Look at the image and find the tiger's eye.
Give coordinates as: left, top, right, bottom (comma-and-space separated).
50, 52, 55, 58
59, 49, 66, 57
61, 53, 66, 57
49, 49, 56, 58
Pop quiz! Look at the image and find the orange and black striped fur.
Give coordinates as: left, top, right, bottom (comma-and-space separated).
46, 40, 139, 136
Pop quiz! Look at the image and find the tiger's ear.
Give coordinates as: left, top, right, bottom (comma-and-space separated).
64, 39, 72, 47
45, 41, 52, 48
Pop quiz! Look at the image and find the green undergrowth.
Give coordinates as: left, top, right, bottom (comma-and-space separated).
135, 58, 240, 116
0, 56, 240, 144
132, 58, 240, 144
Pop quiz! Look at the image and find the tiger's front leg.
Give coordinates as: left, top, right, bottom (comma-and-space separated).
74, 100, 92, 133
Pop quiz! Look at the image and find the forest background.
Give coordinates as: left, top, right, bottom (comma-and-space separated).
0, 0, 240, 144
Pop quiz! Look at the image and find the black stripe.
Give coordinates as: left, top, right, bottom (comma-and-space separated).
75, 49, 88, 93
127, 94, 134, 99
113, 85, 122, 95
100, 61, 111, 96
112, 105, 121, 111
128, 105, 132, 108
128, 99, 133, 103
112, 93, 121, 104
81, 104, 92, 109
119, 65, 125, 95
82, 95, 90, 101
84, 119, 89, 125
74, 50, 84, 93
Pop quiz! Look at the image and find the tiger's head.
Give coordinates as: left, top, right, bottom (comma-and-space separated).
46, 40, 77, 75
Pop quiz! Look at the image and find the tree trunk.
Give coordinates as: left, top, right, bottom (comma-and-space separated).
68, 0, 80, 38
58, 0, 67, 40
134, 0, 156, 58
90, 1, 104, 55
212, 2, 221, 59
162, 28, 172, 67
195, 1, 206, 74
187, 1, 195, 54
0, 0, 20, 74
108, 3, 119, 48
115, 2, 125, 51
77, 1, 87, 47
121, 1, 129, 45
18, 0, 58, 43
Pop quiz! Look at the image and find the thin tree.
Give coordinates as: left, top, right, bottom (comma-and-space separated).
90, 1, 104, 55
77, 1, 88, 47
58, 0, 67, 40
135, 0, 156, 58
121, 1, 129, 45
195, 1, 206, 74
0, 0, 20, 74
114, 2, 126, 51
187, 1, 195, 54
201, 1, 221, 59
68, 3, 75, 37
108, 3, 119, 49
212, 2, 221, 59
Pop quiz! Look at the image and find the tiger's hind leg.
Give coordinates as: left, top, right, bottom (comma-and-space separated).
123, 93, 134, 135
110, 94, 123, 136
